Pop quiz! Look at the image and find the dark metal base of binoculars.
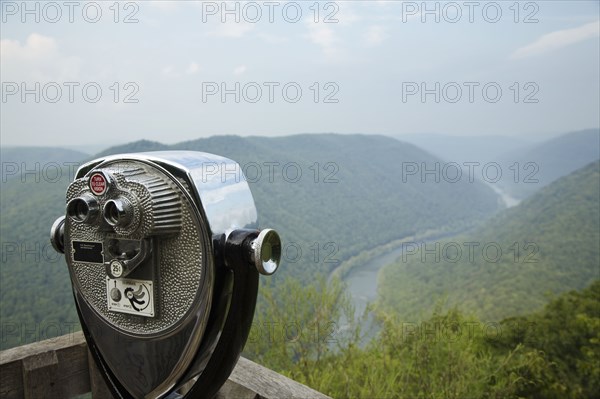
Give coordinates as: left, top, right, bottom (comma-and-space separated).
83, 230, 260, 398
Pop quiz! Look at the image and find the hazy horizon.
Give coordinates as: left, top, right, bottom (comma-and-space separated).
2, 128, 597, 152
2, 1, 599, 146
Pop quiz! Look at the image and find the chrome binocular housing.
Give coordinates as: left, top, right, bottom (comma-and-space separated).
50, 151, 281, 398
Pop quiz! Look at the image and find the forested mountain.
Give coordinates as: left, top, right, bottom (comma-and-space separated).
0, 134, 501, 350
379, 160, 600, 321
1, 147, 89, 171
95, 139, 169, 156
495, 129, 600, 199
395, 133, 535, 164
397, 129, 600, 201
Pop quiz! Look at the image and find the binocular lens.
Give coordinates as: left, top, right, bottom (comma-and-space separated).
253, 229, 281, 275
103, 198, 134, 227
67, 195, 98, 223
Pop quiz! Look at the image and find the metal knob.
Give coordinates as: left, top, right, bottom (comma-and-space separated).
249, 229, 281, 275
50, 216, 66, 254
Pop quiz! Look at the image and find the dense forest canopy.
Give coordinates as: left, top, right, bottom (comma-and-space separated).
245, 277, 600, 399
379, 159, 600, 321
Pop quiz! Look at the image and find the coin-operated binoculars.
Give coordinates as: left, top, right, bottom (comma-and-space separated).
50, 151, 281, 399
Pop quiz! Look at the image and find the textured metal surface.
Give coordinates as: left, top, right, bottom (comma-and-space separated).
65, 160, 205, 335
73, 151, 259, 234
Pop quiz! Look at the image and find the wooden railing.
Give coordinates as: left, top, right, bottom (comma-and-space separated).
0, 332, 331, 399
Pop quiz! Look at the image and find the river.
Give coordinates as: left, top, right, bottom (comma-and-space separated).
340, 186, 519, 340
344, 231, 459, 322
344, 244, 409, 318
339, 230, 469, 343
487, 183, 521, 208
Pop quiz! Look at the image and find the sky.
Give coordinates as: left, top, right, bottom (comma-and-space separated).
1, 0, 599, 147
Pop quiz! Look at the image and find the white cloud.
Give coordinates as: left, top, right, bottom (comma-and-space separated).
207, 21, 254, 38
257, 33, 288, 44
364, 25, 388, 47
511, 20, 600, 59
336, 4, 361, 26
305, 21, 340, 58
161, 65, 179, 78
307, 25, 337, 48
1, 34, 56, 58
186, 62, 200, 75
147, 1, 180, 10
0, 33, 81, 81
161, 62, 201, 78
233, 65, 247, 76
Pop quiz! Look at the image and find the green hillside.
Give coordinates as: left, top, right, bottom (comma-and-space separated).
0, 134, 501, 350
246, 278, 600, 399
496, 129, 600, 199
1, 147, 89, 175
379, 160, 600, 321
0, 148, 90, 350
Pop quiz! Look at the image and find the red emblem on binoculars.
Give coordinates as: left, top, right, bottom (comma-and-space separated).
90, 173, 107, 195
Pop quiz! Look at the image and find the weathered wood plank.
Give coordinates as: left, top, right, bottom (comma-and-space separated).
214, 379, 259, 399
0, 331, 85, 364
228, 357, 331, 399
0, 357, 24, 399
55, 341, 90, 397
22, 349, 61, 399
1, 332, 331, 399
1, 332, 88, 399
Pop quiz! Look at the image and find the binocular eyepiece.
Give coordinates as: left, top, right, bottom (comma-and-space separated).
66, 193, 100, 224
103, 197, 134, 227
50, 151, 281, 398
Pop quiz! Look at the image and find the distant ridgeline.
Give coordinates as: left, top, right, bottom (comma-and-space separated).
1, 131, 597, 350
397, 129, 600, 201
493, 129, 600, 199
379, 160, 600, 321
